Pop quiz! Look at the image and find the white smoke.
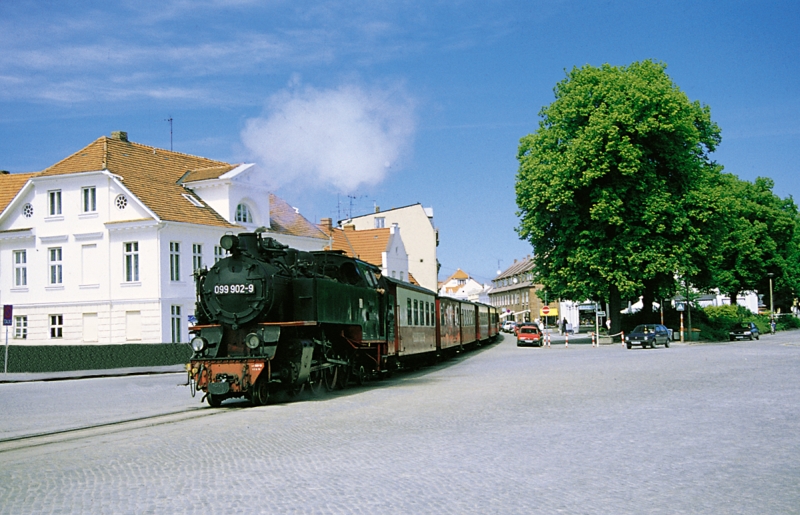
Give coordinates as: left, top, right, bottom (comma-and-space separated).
241, 82, 415, 193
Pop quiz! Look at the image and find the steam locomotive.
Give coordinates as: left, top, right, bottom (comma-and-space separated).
187, 231, 499, 407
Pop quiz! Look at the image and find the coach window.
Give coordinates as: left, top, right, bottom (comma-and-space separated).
414, 299, 419, 325
407, 298, 412, 326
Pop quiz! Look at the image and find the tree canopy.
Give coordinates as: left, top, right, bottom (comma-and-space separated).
516, 60, 722, 330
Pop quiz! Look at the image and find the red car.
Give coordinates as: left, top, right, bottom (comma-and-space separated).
516, 325, 542, 347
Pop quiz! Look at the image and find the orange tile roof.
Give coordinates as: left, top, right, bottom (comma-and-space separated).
408, 272, 420, 286
0, 172, 38, 215
37, 136, 236, 228
444, 268, 469, 282
322, 226, 391, 266
268, 193, 327, 240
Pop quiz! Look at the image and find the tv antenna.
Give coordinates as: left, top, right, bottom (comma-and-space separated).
165, 116, 173, 151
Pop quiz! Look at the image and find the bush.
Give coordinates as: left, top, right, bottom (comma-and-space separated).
0, 343, 192, 373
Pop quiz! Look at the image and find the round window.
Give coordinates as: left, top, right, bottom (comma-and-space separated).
22, 203, 33, 217
115, 194, 128, 209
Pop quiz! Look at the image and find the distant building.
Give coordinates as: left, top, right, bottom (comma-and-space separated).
340, 203, 437, 291
439, 269, 490, 303
0, 131, 327, 346
319, 218, 412, 283
488, 256, 556, 324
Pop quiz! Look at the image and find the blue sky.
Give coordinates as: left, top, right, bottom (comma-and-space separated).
1, 0, 798, 285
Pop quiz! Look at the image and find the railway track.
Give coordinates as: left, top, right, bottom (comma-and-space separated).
0, 407, 222, 454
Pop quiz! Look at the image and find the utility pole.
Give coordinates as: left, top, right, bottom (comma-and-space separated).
165, 116, 173, 151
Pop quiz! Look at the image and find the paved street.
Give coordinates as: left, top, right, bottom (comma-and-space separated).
1, 332, 799, 514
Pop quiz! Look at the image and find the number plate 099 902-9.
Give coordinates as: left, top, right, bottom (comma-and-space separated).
213, 284, 255, 294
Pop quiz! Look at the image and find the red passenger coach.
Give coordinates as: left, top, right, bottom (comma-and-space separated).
386, 278, 437, 358
438, 297, 463, 351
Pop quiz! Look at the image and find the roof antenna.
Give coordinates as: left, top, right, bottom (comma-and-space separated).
165, 116, 173, 151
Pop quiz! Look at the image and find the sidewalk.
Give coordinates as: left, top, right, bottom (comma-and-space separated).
0, 365, 186, 383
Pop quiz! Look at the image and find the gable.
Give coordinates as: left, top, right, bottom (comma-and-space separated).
37, 135, 236, 229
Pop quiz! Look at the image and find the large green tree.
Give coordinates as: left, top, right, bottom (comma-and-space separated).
709, 174, 799, 308
516, 60, 721, 333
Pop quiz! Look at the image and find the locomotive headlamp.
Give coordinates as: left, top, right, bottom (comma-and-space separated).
191, 336, 207, 352
245, 332, 261, 349
220, 234, 239, 251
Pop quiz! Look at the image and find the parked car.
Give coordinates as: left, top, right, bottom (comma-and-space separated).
517, 325, 542, 347
625, 324, 671, 349
502, 321, 516, 333
515, 321, 537, 336
729, 322, 760, 341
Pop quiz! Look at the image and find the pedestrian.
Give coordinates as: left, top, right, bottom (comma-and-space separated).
770, 318, 776, 335
606, 318, 611, 332
561, 317, 568, 335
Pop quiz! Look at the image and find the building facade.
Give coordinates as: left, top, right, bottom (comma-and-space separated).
0, 132, 327, 346
488, 256, 557, 325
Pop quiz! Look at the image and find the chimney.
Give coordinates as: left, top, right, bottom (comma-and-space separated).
343, 224, 355, 231
111, 131, 128, 142
320, 218, 332, 232
375, 205, 380, 213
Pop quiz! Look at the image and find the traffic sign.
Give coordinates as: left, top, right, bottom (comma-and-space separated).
596, 310, 606, 317
3, 305, 12, 326
541, 306, 550, 315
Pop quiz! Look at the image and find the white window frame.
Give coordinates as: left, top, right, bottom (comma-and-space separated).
235, 203, 252, 223
171, 305, 182, 343
50, 314, 63, 339
214, 245, 225, 263
48, 190, 62, 216
192, 244, 203, 272
82, 186, 97, 213
48, 247, 63, 285
170, 242, 181, 281
13, 250, 27, 287
14, 315, 27, 339
374, 217, 385, 229
124, 242, 139, 282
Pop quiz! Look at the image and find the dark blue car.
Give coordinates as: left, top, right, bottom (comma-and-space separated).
625, 324, 671, 349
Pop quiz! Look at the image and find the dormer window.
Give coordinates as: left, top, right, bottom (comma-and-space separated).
235, 203, 253, 224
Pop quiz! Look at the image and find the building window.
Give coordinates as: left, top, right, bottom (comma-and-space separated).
115, 194, 128, 209
171, 305, 182, 343
214, 245, 225, 263
192, 244, 203, 271
82, 187, 96, 212
170, 242, 180, 281
14, 316, 27, 339
13, 250, 27, 286
48, 247, 63, 284
50, 314, 63, 338
235, 203, 252, 223
22, 203, 33, 217
48, 190, 62, 216
124, 242, 139, 282
374, 217, 385, 229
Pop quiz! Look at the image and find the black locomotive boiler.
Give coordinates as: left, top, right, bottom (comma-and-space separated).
187, 231, 499, 407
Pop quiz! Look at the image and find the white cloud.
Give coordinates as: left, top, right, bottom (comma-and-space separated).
241, 83, 415, 193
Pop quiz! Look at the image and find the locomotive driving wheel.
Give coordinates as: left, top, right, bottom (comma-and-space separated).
250, 380, 270, 406
323, 366, 338, 391
308, 370, 324, 396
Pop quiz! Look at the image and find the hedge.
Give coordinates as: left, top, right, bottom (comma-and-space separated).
0, 343, 193, 373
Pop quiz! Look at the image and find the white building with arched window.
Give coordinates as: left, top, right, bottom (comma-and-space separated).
0, 131, 328, 346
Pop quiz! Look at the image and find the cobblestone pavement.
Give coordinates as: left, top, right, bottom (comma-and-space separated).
1, 333, 799, 514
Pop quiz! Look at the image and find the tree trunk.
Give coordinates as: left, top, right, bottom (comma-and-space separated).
729, 290, 739, 308
609, 284, 622, 337
641, 287, 655, 316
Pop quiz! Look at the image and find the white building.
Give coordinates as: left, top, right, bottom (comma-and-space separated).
0, 131, 327, 346
341, 204, 438, 291
439, 269, 490, 303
